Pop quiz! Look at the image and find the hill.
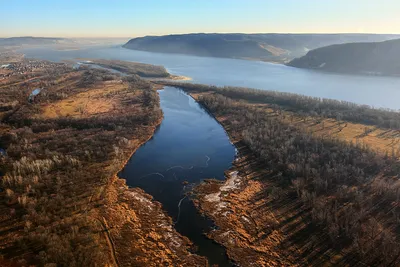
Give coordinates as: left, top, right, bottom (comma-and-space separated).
0, 36, 68, 46
123, 33, 400, 62
288, 38, 400, 76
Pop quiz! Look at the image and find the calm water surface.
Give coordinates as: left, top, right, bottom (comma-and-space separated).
119, 87, 236, 266
21, 45, 400, 109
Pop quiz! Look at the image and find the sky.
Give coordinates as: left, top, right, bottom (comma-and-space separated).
1, 0, 400, 38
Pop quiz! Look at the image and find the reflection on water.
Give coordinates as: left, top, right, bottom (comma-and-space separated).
119, 87, 236, 266
21, 45, 400, 109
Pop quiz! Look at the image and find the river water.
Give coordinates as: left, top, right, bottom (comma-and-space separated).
119, 87, 236, 266
20, 45, 400, 265
21, 45, 400, 109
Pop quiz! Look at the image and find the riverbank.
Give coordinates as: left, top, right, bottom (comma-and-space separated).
117, 86, 236, 266
188, 93, 304, 266
182, 86, 400, 266
0, 62, 206, 266
100, 93, 206, 266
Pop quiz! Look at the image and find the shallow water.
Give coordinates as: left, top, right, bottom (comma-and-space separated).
119, 87, 236, 266
21, 45, 400, 109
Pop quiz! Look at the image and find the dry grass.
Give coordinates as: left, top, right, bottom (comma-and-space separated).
294, 117, 400, 155
39, 82, 128, 119
191, 90, 400, 266
192, 91, 400, 155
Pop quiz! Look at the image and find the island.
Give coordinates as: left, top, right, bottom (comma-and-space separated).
287, 38, 400, 76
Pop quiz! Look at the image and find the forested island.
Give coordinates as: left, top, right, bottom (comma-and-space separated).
288, 38, 400, 76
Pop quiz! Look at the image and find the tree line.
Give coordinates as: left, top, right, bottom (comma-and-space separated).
159, 81, 400, 130
0, 69, 162, 266
196, 92, 400, 266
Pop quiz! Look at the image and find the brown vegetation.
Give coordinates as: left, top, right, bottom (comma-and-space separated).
182, 85, 400, 266
0, 62, 205, 266
85, 59, 170, 78
159, 81, 400, 130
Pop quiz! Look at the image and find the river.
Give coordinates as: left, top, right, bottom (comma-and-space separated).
20, 45, 400, 109
119, 87, 236, 266
20, 45, 400, 265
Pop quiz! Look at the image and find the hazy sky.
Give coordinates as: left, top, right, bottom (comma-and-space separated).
1, 0, 400, 38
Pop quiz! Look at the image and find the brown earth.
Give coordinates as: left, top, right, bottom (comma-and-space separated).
0, 62, 206, 266
188, 91, 400, 267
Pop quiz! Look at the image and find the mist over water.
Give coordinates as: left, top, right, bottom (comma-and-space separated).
21, 45, 400, 110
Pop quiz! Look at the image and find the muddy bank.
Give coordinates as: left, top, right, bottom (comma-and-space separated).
192, 148, 302, 267
187, 92, 304, 266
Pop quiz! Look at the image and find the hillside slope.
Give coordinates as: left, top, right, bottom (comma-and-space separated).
123, 33, 400, 62
0, 36, 68, 46
288, 38, 400, 76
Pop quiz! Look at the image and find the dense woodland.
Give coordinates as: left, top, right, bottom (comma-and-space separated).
194, 92, 400, 266
90, 59, 170, 78
288, 38, 400, 76
160, 81, 400, 130
0, 67, 162, 266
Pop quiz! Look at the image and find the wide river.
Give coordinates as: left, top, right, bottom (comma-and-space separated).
21, 45, 400, 109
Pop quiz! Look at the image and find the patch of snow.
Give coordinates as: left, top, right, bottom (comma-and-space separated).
241, 216, 251, 224
220, 171, 241, 192
165, 232, 182, 248
219, 231, 232, 238
319, 62, 326, 68
174, 196, 187, 224
126, 191, 153, 211
204, 192, 220, 202
221, 211, 231, 217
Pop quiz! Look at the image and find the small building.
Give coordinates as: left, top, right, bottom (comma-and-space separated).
28, 88, 42, 103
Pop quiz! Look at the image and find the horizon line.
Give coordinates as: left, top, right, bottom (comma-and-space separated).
2, 32, 400, 39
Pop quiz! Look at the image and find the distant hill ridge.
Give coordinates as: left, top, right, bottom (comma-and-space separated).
0, 36, 67, 46
287, 38, 400, 76
123, 33, 400, 62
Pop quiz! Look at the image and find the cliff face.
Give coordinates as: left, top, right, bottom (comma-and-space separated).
123, 33, 400, 62
288, 38, 400, 76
